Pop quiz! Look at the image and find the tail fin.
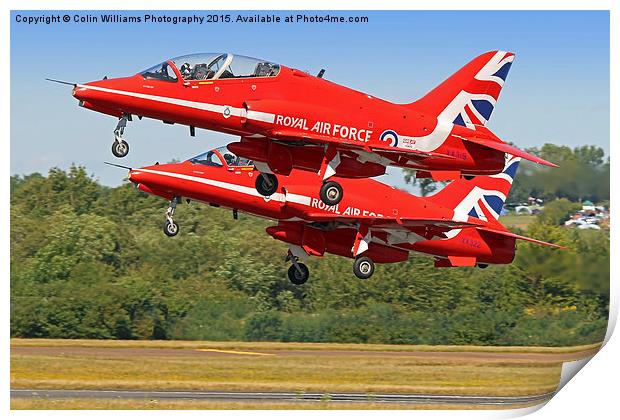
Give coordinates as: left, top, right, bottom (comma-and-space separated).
427, 154, 520, 222
409, 50, 515, 129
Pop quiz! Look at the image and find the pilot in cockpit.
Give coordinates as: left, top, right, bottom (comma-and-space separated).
221, 152, 237, 166
180, 62, 192, 79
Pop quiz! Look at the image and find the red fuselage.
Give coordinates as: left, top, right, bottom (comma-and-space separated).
73, 53, 505, 178
128, 154, 516, 267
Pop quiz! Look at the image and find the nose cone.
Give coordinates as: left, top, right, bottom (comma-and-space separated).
128, 167, 160, 195
128, 166, 160, 184
72, 75, 139, 102
127, 168, 141, 184
71, 84, 88, 102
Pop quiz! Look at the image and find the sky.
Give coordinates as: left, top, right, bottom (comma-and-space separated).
10, 10, 610, 189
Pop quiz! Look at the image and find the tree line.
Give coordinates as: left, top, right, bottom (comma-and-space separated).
404, 144, 610, 204
10, 158, 609, 346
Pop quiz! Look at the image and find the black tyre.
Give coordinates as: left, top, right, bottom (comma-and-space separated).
112, 140, 129, 158
477, 263, 489, 269
163, 220, 179, 237
255, 173, 278, 196
287, 263, 309, 285
353, 256, 375, 279
463, 175, 475, 181
319, 181, 343, 206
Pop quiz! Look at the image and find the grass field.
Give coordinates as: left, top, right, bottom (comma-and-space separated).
10, 338, 601, 354
499, 214, 537, 230
10, 339, 601, 404
9, 398, 533, 410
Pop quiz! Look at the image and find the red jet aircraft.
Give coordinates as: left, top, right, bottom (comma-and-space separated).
117, 146, 562, 284
64, 51, 557, 207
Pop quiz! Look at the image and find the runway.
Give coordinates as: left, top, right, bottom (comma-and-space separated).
11, 389, 555, 406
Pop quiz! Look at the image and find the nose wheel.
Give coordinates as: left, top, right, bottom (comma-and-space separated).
163, 219, 179, 237
255, 173, 278, 197
112, 114, 130, 158
112, 140, 129, 158
320, 181, 343, 206
285, 250, 309, 285
163, 196, 180, 237
353, 256, 375, 279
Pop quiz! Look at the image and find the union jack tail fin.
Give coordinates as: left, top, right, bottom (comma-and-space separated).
426, 154, 520, 222
409, 50, 515, 129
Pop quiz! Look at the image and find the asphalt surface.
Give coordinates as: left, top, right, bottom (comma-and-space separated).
10, 389, 555, 406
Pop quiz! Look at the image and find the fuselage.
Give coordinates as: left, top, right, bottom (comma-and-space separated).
73, 52, 505, 176
128, 151, 516, 266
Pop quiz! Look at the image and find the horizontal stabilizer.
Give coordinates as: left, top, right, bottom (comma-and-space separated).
477, 226, 565, 248
455, 134, 558, 167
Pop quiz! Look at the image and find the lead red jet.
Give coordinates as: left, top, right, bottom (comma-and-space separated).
62, 50, 556, 207
115, 146, 562, 284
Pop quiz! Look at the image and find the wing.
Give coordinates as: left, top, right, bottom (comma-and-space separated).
269, 128, 457, 160
305, 212, 479, 231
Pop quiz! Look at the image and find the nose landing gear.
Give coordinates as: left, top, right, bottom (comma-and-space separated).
112, 114, 130, 158
163, 196, 180, 237
285, 250, 309, 285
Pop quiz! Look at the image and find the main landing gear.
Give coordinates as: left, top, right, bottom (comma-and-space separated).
253, 147, 346, 206
284, 252, 376, 285
319, 181, 343, 206
317, 146, 344, 206
111, 114, 130, 158
353, 256, 375, 279
255, 173, 278, 196
285, 251, 309, 285
163, 196, 180, 237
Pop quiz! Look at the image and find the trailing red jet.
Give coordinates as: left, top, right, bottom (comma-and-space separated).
116, 146, 562, 284
62, 51, 556, 207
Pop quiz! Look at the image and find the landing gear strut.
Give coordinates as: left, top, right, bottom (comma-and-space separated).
111, 114, 130, 158
255, 173, 278, 197
353, 256, 375, 279
317, 146, 344, 206
163, 196, 180, 237
285, 251, 309, 285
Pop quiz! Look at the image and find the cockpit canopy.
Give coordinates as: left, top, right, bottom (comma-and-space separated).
140, 61, 178, 82
188, 146, 252, 168
140, 53, 280, 82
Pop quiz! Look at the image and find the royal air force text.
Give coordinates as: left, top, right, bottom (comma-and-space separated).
275, 115, 372, 143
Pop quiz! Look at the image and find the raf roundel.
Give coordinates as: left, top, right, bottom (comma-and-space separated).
380, 130, 399, 147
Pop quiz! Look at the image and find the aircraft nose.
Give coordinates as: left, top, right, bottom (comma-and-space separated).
71, 81, 103, 102
128, 169, 143, 184
72, 76, 134, 102
71, 84, 88, 101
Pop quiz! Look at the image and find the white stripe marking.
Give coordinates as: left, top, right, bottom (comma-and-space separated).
138, 168, 311, 208
76, 84, 275, 124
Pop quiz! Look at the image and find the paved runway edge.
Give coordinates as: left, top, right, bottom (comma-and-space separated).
11, 389, 555, 406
